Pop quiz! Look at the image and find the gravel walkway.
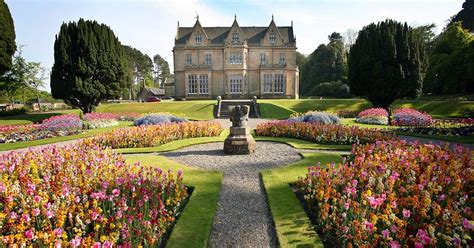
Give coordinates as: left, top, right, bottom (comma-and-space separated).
162, 141, 302, 247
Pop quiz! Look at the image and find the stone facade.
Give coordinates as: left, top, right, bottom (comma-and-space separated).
173, 16, 299, 100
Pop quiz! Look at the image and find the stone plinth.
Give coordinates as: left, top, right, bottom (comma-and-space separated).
224, 127, 256, 155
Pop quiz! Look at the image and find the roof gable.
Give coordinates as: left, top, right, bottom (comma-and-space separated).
225, 16, 246, 45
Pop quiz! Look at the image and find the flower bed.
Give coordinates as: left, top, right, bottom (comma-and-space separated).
255, 121, 394, 145
289, 111, 340, 125
0, 142, 188, 246
398, 118, 474, 137
296, 140, 473, 247
84, 113, 119, 129
392, 108, 432, 126
41, 114, 83, 132
133, 113, 187, 126
356, 108, 389, 125
89, 121, 222, 148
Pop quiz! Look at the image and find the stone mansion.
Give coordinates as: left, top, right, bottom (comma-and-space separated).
172, 16, 299, 99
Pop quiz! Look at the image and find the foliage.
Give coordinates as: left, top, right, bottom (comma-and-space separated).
295, 51, 307, 70
308, 81, 351, 98
0, 142, 188, 246
0, 0, 16, 75
51, 19, 126, 113
289, 111, 340, 125
392, 108, 433, 126
336, 110, 359, 118
452, 0, 474, 32
153, 54, 170, 86
356, 108, 389, 125
300, 32, 347, 95
460, 106, 474, 117
123, 45, 154, 99
256, 121, 394, 145
89, 121, 222, 148
0, 107, 26, 116
424, 22, 474, 94
348, 20, 425, 109
296, 140, 473, 247
133, 113, 187, 126
41, 114, 83, 132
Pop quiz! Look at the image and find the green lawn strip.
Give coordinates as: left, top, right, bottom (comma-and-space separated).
124, 155, 222, 248
340, 118, 397, 130
396, 131, 474, 144
0, 109, 81, 125
258, 102, 296, 119
255, 136, 352, 150
96, 101, 215, 120
262, 152, 342, 247
0, 122, 132, 151
392, 99, 474, 118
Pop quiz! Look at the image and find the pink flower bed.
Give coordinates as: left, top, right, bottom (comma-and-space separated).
356, 108, 389, 125
41, 114, 83, 132
83, 113, 117, 121
392, 108, 432, 126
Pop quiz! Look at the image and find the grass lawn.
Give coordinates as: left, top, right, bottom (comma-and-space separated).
262, 152, 342, 247
0, 122, 132, 151
340, 118, 397, 129
0, 109, 80, 125
124, 155, 222, 248
393, 100, 474, 118
97, 101, 215, 120
254, 136, 352, 150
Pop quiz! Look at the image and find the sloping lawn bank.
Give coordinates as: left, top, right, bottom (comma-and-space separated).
124, 155, 222, 248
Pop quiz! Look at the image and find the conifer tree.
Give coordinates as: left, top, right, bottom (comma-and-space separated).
51, 19, 126, 113
0, 0, 16, 75
348, 20, 424, 110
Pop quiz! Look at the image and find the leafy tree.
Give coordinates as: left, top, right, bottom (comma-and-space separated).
452, 0, 474, 32
0, 47, 29, 102
295, 51, 307, 69
343, 29, 359, 52
0, 0, 16, 75
123, 45, 153, 98
51, 19, 126, 113
300, 32, 347, 95
25, 63, 47, 111
424, 22, 473, 94
348, 20, 425, 110
153, 54, 170, 87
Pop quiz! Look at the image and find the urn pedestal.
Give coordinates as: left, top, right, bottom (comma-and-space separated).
223, 127, 256, 155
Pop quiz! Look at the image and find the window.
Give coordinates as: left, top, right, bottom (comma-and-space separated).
260, 53, 267, 65
228, 52, 243, 64
186, 54, 192, 65
269, 33, 276, 44
232, 33, 240, 43
274, 74, 285, 93
279, 53, 286, 65
205, 54, 212, 65
229, 74, 243, 94
195, 34, 202, 43
188, 75, 198, 94
264, 74, 272, 93
199, 75, 209, 94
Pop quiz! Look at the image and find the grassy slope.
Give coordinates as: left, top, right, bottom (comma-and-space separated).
0, 109, 80, 125
97, 101, 215, 120
262, 152, 342, 247
340, 118, 397, 129
0, 122, 132, 151
124, 155, 222, 248
393, 100, 474, 118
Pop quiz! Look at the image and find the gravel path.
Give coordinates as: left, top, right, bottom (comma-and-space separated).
162, 141, 302, 247
0, 139, 81, 155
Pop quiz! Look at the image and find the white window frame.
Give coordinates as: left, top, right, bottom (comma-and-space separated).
274, 74, 285, 94
229, 74, 243, 94
279, 53, 286, 65
195, 34, 202, 43
269, 33, 276, 44
260, 53, 267, 65
205, 54, 212, 65
186, 54, 192, 65
188, 75, 198, 94
199, 74, 209, 94
228, 52, 243, 64
263, 74, 273, 93
232, 33, 240, 43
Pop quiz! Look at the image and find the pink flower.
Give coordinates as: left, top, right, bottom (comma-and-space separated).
390, 241, 401, 248
32, 208, 40, 217
92, 242, 102, 248
55, 241, 62, 248
33, 195, 42, 203
46, 210, 53, 219
453, 236, 461, 246
92, 211, 99, 221
402, 209, 411, 218
382, 229, 390, 239
364, 221, 374, 233
463, 218, 473, 230
103, 240, 112, 248
22, 213, 31, 222
414, 242, 423, 248
53, 228, 63, 237
0, 182, 5, 193
25, 229, 34, 240
70, 236, 82, 247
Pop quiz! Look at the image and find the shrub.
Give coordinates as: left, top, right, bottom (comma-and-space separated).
296, 140, 473, 247
309, 81, 352, 98
41, 114, 83, 132
392, 108, 432, 126
356, 108, 389, 125
89, 121, 222, 148
256, 121, 394, 145
336, 110, 359, 118
460, 107, 474, 118
0, 107, 27, 116
0, 142, 188, 246
133, 113, 187, 126
289, 111, 340, 125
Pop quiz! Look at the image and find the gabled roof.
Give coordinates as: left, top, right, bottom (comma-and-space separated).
141, 87, 165, 95
175, 18, 295, 46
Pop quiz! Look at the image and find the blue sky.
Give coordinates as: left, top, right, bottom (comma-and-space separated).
7, 0, 464, 91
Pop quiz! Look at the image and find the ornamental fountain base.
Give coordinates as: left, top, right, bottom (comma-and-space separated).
223, 105, 256, 155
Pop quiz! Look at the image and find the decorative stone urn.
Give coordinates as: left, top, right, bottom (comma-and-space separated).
223, 105, 256, 154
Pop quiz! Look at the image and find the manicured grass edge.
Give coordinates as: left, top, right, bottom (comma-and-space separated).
261, 152, 343, 247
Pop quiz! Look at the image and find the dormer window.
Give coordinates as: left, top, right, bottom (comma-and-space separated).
232, 33, 240, 43
195, 34, 202, 43
269, 33, 276, 44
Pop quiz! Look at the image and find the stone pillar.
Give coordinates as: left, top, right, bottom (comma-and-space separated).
223, 105, 256, 154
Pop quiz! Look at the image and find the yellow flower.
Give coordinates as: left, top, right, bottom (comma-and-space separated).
366, 189, 372, 196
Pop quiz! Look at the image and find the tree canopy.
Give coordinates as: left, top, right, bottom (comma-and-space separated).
0, 0, 16, 75
122, 45, 153, 99
153, 54, 170, 86
51, 19, 126, 113
348, 19, 425, 109
300, 32, 347, 95
452, 0, 474, 32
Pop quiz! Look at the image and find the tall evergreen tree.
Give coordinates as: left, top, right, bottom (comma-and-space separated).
0, 0, 16, 75
348, 20, 425, 109
123, 45, 153, 98
50, 19, 126, 113
452, 0, 474, 32
153, 54, 170, 87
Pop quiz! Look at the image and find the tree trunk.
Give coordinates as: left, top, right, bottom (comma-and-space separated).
386, 107, 392, 126
36, 94, 41, 112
